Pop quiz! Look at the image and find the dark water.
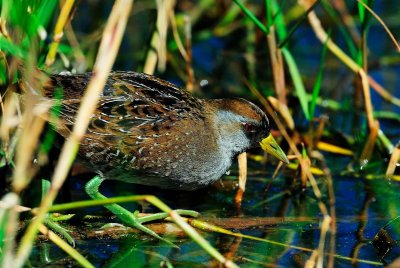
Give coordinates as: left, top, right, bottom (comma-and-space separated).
28, 164, 400, 267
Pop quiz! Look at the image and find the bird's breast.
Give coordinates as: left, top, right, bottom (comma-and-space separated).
81, 119, 234, 189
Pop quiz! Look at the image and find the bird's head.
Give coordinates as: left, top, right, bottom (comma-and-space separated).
209, 98, 289, 164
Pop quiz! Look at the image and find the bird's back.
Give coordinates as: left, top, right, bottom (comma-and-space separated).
43, 72, 221, 189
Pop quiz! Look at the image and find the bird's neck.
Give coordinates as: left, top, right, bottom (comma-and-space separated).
208, 107, 250, 157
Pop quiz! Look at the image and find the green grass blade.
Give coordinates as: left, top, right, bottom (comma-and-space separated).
358, 0, 375, 28
321, 0, 358, 60
271, 0, 287, 40
236, 0, 310, 120
278, 0, 321, 48
0, 37, 26, 58
310, 30, 330, 119
233, 0, 268, 34
36, 0, 59, 28
0, 0, 12, 22
219, 6, 241, 26
265, 0, 272, 27
281, 47, 310, 120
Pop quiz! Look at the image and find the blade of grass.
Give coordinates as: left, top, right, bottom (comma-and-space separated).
233, 0, 286, 38
0, 193, 19, 267
38, 224, 94, 268
377, 129, 394, 154
270, 0, 287, 40
169, 10, 188, 61
356, 0, 400, 51
358, 0, 373, 68
0, 37, 26, 58
218, 1, 242, 26
143, 0, 175, 74
316, 142, 353, 156
281, 47, 310, 120
267, 96, 294, 130
0, 0, 12, 26
40, 194, 238, 268
358, 0, 373, 27
12, 94, 49, 193
359, 120, 379, 164
265, 0, 272, 26
183, 218, 380, 266
266, 23, 287, 104
183, 15, 195, 92
271, 0, 310, 120
10, 0, 58, 41
45, 0, 76, 66
386, 143, 400, 178
43, 203, 377, 267
234, 152, 247, 205
35, 0, 60, 33
299, 1, 375, 130
310, 30, 330, 119
235, 0, 311, 119
15, 1, 134, 266
245, 81, 329, 219
278, 0, 321, 48
368, 76, 400, 107
321, 0, 358, 59
316, 215, 331, 267
233, 0, 268, 34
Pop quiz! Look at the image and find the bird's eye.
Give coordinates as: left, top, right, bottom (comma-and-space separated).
243, 122, 257, 133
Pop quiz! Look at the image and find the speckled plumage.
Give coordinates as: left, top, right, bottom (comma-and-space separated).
44, 71, 271, 190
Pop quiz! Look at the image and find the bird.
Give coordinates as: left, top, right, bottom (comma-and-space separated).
42, 71, 289, 190
36, 71, 289, 245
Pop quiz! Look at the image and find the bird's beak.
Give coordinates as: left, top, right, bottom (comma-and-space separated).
260, 133, 289, 164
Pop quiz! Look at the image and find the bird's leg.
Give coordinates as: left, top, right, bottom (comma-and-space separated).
41, 179, 75, 246
85, 176, 197, 247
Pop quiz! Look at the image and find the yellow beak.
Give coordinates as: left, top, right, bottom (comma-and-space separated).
260, 133, 289, 164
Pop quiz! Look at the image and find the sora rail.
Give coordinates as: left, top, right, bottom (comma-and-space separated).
43, 71, 288, 190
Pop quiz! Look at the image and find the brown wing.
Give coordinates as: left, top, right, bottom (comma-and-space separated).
44, 71, 205, 169
44, 71, 204, 132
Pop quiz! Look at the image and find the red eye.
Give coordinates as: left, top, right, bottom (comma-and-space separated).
243, 122, 256, 132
